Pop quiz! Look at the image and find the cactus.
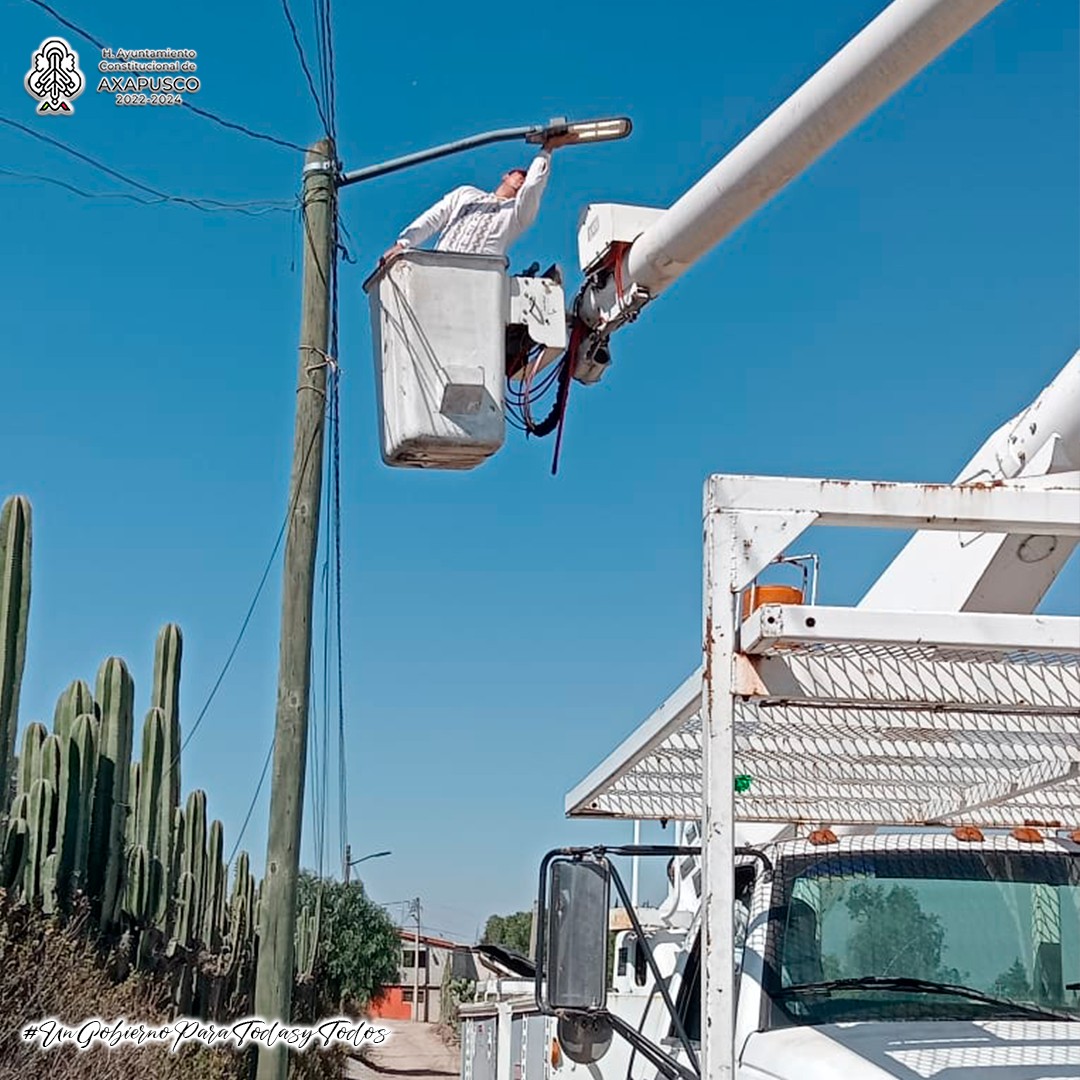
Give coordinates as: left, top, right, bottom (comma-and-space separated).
41, 852, 59, 914
123, 843, 160, 926
204, 820, 226, 950
181, 790, 207, 944
152, 624, 182, 812
126, 761, 141, 849
92, 657, 135, 928
8, 791, 28, 824
169, 805, 184, 937
0, 496, 31, 810
136, 707, 172, 928
39, 734, 62, 810
16, 722, 46, 799
56, 713, 99, 902
3, 815, 28, 890
175, 870, 197, 948
24, 777, 55, 903
295, 892, 321, 979
53, 679, 95, 743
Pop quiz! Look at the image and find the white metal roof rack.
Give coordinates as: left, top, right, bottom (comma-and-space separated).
567, 475, 1080, 830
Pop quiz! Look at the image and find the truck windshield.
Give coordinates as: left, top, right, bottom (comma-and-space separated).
767, 847, 1080, 1027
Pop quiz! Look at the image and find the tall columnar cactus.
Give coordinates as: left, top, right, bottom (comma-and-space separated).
56, 713, 99, 902
169, 805, 185, 937
123, 844, 157, 926
3, 814, 28, 890
41, 852, 59, 915
230, 852, 255, 945
40, 734, 62, 807
175, 870, 197, 948
0, 496, 31, 809
204, 820, 226, 951
53, 680, 95, 743
126, 761, 141, 850
181, 789, 207, 945
92, 657, 135, 928
136, 709, 165, 854
16, 722, 46, 799
24, 777, 55, 903
295, 892, 322, 981
152, 624, 182, 813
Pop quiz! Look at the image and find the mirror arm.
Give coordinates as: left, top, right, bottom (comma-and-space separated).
534, 848, 558, 1013
606, 860, 701, 1077
604, 1011, 700, 1080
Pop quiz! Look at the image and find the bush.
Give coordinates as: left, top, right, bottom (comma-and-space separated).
295, 873, 400, 1015
0, 892, 344, 1080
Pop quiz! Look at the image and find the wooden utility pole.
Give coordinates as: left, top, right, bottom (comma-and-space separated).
254, 138, 336, 1080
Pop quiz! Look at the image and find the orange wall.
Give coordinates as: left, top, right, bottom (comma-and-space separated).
368, 987, 414, 1021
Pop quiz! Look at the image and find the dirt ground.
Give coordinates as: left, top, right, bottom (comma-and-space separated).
345, 1020, 459, 1080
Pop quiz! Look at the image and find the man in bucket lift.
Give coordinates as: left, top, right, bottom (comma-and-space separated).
380, 131, 572, 264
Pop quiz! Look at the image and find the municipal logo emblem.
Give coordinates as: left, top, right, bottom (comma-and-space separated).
25, 38, 85, 114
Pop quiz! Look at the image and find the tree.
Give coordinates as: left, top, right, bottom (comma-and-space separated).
297, 872, 401, 1012
844, 883, 958, 982
481, 911, 533, 956
990, 958, 1032, 1001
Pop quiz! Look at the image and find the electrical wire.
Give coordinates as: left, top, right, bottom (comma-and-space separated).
24, 0, 311, 153
0, 115, 297, 215
0, 166, 297, 215
227, 736, 276, 866
280, 0, 332, 138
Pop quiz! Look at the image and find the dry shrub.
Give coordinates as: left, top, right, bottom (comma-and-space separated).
0, 893, 346, 1080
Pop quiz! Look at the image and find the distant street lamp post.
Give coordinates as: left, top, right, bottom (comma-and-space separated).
343, 846, 391, 884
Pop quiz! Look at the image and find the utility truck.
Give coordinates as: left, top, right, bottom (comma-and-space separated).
457, 0, 1079, 1075
461, 369, 1080, 1080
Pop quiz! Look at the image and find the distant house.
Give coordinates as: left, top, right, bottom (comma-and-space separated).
368, 930, 535, 1023
368, 929, 457, 1022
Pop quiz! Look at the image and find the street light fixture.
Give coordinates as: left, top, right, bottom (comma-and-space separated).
343, 847, 392, 883
526, 117, 633, 145
336, 115, 632, 188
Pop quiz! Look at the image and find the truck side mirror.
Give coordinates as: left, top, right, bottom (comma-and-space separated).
539, 857, 610, 1012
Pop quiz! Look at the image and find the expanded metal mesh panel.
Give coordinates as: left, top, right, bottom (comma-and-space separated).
569, 669, 1080, 825
746, 645, 1080, 712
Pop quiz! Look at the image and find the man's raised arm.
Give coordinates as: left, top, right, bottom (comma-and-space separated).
381, 190, 457, 264
512, 132, 575, 233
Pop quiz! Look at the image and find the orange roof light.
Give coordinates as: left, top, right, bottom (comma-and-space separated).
1070, 829, 1080, 844
1011, 826, 1043, 844
741, 584, 804, 621
808, 828, 838, 846
953, 825, 984, 842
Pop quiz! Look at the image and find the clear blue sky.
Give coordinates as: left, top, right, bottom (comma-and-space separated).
2, 0, 1077, 942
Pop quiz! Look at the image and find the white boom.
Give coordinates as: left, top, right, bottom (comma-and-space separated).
860, 350, 1080, 613
577, 0, 1007, 338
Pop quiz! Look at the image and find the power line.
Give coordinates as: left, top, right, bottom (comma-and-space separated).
0, 165, 295, 215
24, 0, 311, 153
279, 0, 332, 138
0, 115, 298, 215
227, 736, 276, 866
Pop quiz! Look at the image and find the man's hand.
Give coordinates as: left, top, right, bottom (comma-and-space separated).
380, 243, 404, 265
542, 132, 575, 151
